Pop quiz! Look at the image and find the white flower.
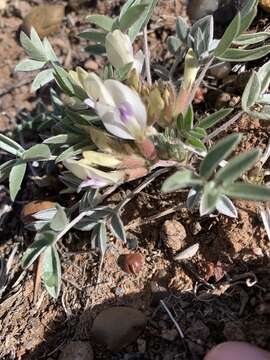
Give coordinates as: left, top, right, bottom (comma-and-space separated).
105, 29, 144, 73
79, 71, 147, 140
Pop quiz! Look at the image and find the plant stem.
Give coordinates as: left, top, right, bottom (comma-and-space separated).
143, 26, 152, 86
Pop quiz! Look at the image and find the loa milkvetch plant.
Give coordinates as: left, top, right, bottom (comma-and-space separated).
1, 0, 270, 298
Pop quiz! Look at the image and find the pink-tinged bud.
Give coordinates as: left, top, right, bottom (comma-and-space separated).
137, 138, 157, 161
124, 167, 148, 181
119, 156, 146, 169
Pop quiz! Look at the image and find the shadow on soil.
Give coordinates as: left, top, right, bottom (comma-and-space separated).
19, 254, 270, 360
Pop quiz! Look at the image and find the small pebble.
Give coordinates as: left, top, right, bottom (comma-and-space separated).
118, 253, 143, 275
161, 220, 187, 253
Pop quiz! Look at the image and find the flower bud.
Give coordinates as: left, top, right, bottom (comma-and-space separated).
148, 87, 165, 125
105, 30, 144, 73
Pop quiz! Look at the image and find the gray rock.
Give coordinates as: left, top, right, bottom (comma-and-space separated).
187, 0, 245, 34
187, 0, 219, 21
92, 306, 146, 351
58, 341, 94, 360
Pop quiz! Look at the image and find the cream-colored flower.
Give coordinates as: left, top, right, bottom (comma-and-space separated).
78, 70, 147, 141
105, 29, 144, 73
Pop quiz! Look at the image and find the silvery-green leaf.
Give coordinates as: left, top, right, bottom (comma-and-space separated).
42, 245, 61, 298
128, 0, 158, 41
43, 134, 79, 144
241, 72, 261, 110
32, 69, 54, 92
120, 0, 136, 16
183, 105, 194, 131
9, 161, 27, 201
247, 109, 270, 120
189, 127, 207, 139
15, 59, 45, 72
176, 17, 188, 43
162, 170, 203, 193
225, 182, 270, 201
0, 134, 24, 156
214, 12, 240, 57
257, 60, 270, 94
167, 36, 182, 54
42, 37, 58, 62
186, 134, 206, 152
55, 141, 89, 163
200, 181, 221, 215
186, 188, 201, 209
79, 189, 98, 211
91, 223, 107, 256
86, 15, 113, 31
52, 64, 75, 96
0, 160, 16, 182
197, 108, 233, 130
22, 231, 55, 269
79, 30, 107, 44
189, 15, 213, 54
20, 31, 46, 61
30, 27, 44, 53
215, 149, 261, 186
74, 218, 97, 231
257, 94, 270, 105
238, 0, 257, 34
200, 133, 241, 178
216, 195, 238, 218
174, 243, 199, 261
110, 213, 126, 243
119, 4, 148, 31
32, 207, 57, 221
22, 144, 51, 160
50, 205, 68, 232
234, 32, 270, 46
218, 46, 270, 62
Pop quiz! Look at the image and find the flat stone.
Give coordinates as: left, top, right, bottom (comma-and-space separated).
58, 341, 94, 360
92, 306, 146, 351
22, 4, 65, 38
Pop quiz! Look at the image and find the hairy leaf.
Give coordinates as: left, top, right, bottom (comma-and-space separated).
215, 149, 261, 186
198, 108, 233, 129
22, 231, 55, 269
218, 46, 270, 62
86, 15, 113, 31
225, 182, 270, 201
162, 170, 203, 193
42, 245, 61, 298
241, 72, 261, 110
214, 12, 240, 57
200, 133, 241, 178
22, 144, 51, 160
9, 161, 27, 201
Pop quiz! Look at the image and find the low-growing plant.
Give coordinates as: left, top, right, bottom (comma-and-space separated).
1, 0, 270, 297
